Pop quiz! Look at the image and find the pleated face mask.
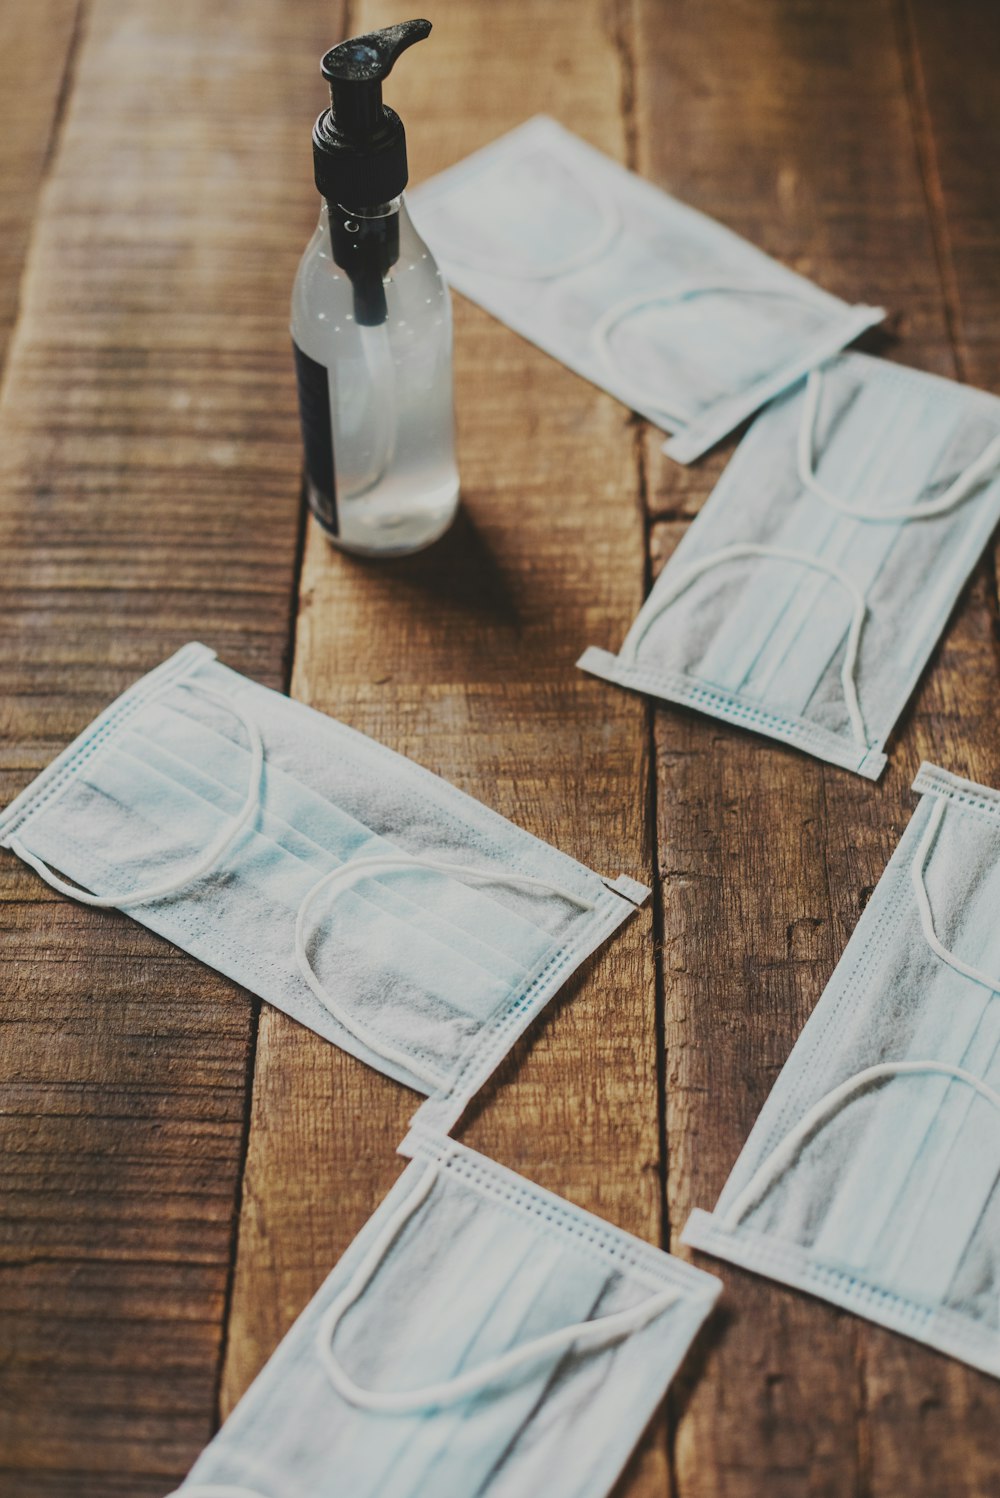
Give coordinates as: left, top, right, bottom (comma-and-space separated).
0, 643, 648, 1116
684, 762, 1000, 1378
408, 116, 883, 463
580, 353, 1000, 778
170, 1127, 720, 1498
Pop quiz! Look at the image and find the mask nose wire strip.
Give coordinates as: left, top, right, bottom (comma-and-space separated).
7, 683, 264, 909
618, 543, 869, 753
592, 283, 833, 424
720, 1060, 1000, 1234
797, 368, 1000, 522
436, 168, 620, 280
912, 797, 1000, 992
316, 1160, 679, 1413
294, 854, 599, 1092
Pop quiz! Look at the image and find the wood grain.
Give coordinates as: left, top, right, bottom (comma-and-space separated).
0, 0, 81, 375
903, 0, 1000, 395
219, 2, 668, 1494
633, 1, 1000, 1495
863, 7, 1000, 1489
1, 0, 998, 1494
0, 0, 321, 1491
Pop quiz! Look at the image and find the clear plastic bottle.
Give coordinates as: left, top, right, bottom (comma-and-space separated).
291, 195, 459, 556
291, 20, 459, 557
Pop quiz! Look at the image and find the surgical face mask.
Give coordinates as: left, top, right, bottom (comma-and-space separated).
580, 353, 1000, 778
0, 643, 647, 1118
170, 1126, 720, 1498
408, 116, 882, 463
683, 762, 1000, 1378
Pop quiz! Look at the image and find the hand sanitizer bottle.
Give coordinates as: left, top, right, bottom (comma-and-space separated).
291, 20, 459, 556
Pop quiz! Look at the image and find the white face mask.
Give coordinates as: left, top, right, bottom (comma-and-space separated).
684, 762, 1000, 1378
580, 353, 1000, 778
409, 116, 882, 463
171, 1126, 720, 1498
0, 643, 647, 1116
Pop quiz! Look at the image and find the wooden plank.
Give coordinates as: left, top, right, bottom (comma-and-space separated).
0, 0, 81, 375
860, 4, 1000, 1493
634, 0, 1000, 1493
902, 0, 1000, 393
220, 2, 668, 1495
4, 1, 994, 1493
0, 0, 325, 1491
635, 0, 954, 527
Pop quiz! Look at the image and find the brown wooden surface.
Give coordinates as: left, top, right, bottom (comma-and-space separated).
0, 1, 998, 1495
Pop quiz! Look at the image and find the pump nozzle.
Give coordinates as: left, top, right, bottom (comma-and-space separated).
321, 21, 431, 143
313, 19, 431, 212
312, 19, 431, 326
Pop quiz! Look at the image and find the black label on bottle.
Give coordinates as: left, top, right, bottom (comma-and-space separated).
292, 340, 338, 536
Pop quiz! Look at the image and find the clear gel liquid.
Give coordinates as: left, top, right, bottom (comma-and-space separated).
291, 198, 460, 557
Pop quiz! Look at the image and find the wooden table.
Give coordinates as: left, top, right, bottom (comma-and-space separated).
1, 1, 998, 1494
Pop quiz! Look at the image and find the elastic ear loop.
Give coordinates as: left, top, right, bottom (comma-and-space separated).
438, 167, 620, 280
7, 682, 264, 908
316, 1160, 679, 1412
721, 1060, 1000, 1233
912, 797, 1000, 992
294, 854, 598, 1091
798, 367, 1000, 522
618, 543, 870, 753
592, 283, 831, 423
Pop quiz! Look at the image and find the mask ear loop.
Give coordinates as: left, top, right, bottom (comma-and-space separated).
798, 367, 1000, 522
436, 163, 621, 280
912, 797, 1000, 992
316, 1160, 679, 1412
591, 283, 831, 423
721, 1060, 1000, 1233
7, 681, 263, 909
618, 543, 870, 753
294, 854, 598, 1091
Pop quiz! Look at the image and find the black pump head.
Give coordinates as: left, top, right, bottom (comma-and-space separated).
313, 19, 431, 210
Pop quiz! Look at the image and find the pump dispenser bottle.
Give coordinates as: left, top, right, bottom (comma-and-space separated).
291, 20, 459, 555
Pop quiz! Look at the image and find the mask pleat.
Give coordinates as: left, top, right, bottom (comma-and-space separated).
866, 412, 1000, 691
937, 1183, 1000, 1328
749, 390, 955, 725
409, 116, 880, 461
192, 666, 601, 931
116, 725, 547, 990
328, 1188, 546, 1493
688, 380, 868, 691
598, 291, 832, 423
92, 737, 538, 994
3, 646, 643, 1104
25, 767, 212, 897
703, 370, 908, 699
179, 1143, 719, 1498
478, 1274, 669, 1497
793, 801, 999, 1267
880, 1035, 1000, 1308
594, 355, 1000, 774
374, 1243, 607, 1498
917, 802, 1000, 982
16, 723, 572, 1090
683, 768, 1000, 1377
421, 145, 614, 280
19, 779, 494, 1088
872, 807, 1000, 1298
136, 695, 582, 957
